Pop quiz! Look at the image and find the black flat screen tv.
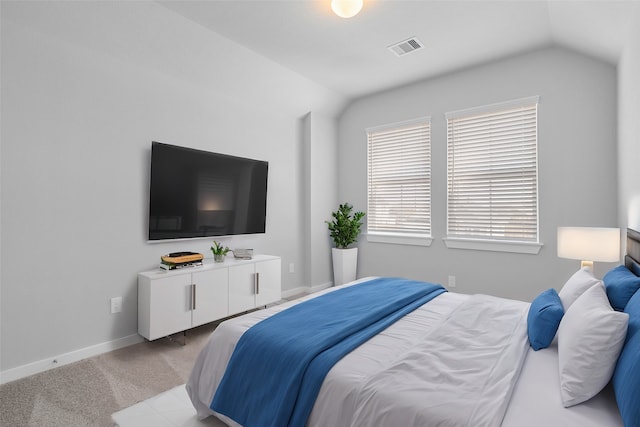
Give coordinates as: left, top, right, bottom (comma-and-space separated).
148, 142, 268, 241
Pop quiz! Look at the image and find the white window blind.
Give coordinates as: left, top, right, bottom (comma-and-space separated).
446, 96, 539, 243
367, 117, 431, 240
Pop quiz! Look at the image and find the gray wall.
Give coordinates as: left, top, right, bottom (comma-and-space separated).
618, 6, 640, 234
302, 113, 338, 290
0, 1, 344, 372
337, 47, 619, 302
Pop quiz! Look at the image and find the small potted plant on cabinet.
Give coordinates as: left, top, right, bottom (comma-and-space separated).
211, 241, 230, 263
326, 203, 365, 286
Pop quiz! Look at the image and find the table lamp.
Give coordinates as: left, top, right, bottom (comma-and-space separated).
557, 226, 620, 270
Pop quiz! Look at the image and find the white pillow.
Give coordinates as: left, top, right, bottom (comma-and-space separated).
558, 268, 600, 310
557, 283, 629, 407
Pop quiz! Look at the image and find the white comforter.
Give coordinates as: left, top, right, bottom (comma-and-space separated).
187, 280, 530, 427
347, 294, 529, 427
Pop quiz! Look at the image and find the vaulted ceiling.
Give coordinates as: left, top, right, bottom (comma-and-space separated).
159, 0, 639, 99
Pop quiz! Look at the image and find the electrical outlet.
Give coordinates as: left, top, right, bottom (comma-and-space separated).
448, 275, 456, 288
110, 296, 122, 314
289, 262, 295, 273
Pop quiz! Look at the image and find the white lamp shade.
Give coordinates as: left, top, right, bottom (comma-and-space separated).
331, 0, 363, 18
557, 227, 620, 262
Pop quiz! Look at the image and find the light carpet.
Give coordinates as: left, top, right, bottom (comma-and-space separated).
0, 322, 218, 427
2, 300, 296, 426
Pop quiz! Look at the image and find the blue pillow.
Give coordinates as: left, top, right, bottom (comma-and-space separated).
527, 288, 564, 351
604, 265, 640, 311
612, 288, 640, 427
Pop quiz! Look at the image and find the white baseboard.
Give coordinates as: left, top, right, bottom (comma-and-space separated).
0, 333, 144, 385
310, 281, 333, 293
281, 286, 310, 299
281, 281, 333, 299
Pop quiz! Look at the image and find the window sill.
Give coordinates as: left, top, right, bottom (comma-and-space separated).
443, 237, 543, 254
367, 232, 433, 247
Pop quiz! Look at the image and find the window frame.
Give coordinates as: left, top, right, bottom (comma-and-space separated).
443, 96, 543, 254
366, 117, 433, 247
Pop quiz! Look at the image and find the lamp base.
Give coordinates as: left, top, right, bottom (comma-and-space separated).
580, 260, 594, 270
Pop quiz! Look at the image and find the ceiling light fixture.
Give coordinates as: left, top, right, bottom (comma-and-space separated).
331, 0, 363, 18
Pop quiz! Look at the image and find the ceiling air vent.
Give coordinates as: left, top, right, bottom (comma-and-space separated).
388, 37, 424, 57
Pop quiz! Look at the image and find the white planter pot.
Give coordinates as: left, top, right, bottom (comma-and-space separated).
332, 247, 358, 286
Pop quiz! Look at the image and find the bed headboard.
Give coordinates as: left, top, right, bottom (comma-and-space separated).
625, 228, 640, 276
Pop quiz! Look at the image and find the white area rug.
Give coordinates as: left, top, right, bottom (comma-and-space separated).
111, 384, 226, 427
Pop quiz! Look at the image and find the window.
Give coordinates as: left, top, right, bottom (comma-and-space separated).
367, 117, 431, 246
445, 96, 541, 254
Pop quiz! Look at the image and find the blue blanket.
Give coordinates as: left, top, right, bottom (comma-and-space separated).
210, 277, 445, 427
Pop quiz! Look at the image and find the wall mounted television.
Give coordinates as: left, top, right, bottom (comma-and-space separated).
148, 142, 268, 241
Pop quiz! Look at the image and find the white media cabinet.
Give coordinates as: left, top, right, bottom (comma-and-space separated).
138, 254, 281, 341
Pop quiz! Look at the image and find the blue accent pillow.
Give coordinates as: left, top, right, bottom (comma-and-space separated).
527, 288, 564, 351
603, 265, 640, 311
612, 288, 640, 427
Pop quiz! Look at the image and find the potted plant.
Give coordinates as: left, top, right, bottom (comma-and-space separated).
326, 203, 365, 285
211, 240, 230, 263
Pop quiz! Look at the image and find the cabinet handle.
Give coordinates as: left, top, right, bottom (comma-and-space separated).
256, 272, 260, 294
192, 284, 197, 310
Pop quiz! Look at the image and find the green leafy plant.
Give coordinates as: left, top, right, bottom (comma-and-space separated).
326, 203, 366, 249
210, 241, 230, 256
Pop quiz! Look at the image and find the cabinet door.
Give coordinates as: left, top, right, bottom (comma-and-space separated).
148, 274, 192, 340
228, 263, 257, 314
192, 268, 229, 327
255, 259, 282, 307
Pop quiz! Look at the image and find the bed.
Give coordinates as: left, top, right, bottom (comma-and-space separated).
187, 228, 640, 427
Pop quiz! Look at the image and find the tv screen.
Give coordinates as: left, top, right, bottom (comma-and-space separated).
148, 142, 268, 241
